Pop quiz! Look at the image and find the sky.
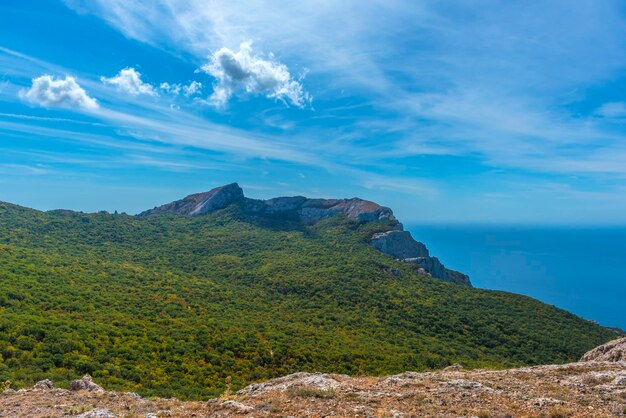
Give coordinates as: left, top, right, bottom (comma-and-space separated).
2, 1, 626, 224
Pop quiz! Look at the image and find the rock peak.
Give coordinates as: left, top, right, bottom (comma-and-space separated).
140, 183, 396, 224
140, 183, 244, 217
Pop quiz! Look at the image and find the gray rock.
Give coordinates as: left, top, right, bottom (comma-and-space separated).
77, 408, 116, 418
70, 375, 104, 392
33, 379, 55, 391
220, 400, 254, 413
238, 372, 343, 396
139, 183, 474, 286
581, 337, 626, 362
533, 397, 564, 407
141, 183, 397, 225
371, 231, 472, 286
140, 183, 245, 216
446, 379, 493, 391
371, 231, 429, 259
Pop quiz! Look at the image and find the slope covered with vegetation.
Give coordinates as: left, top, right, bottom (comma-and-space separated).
0, 201, 619, 399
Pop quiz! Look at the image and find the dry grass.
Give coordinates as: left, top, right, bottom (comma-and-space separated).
1, 362, 624, 417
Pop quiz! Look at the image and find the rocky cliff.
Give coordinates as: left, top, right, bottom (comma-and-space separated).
140, 183, 470, 286
140, 183, 246, 216
141, 183, 396, 224
370, 230, 471, 286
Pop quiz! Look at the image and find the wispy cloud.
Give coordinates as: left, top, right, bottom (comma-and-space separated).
0, 163, 50, 176
595, 102, 626, 118
61, 0, 626, 178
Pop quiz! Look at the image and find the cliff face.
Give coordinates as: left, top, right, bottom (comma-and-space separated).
140, 183, 470, 286
141, 183, 396, 225
140, 183, 245, 216
370, 229, 471, 286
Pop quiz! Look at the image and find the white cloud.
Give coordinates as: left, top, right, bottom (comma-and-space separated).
19, 75, 99, 110
183, 80, 202, 97
101, 67, 157, 96
159, 82, 181, 95
595, 102, 626, 118
159, 80, 202, 97
201, 42, 310, 108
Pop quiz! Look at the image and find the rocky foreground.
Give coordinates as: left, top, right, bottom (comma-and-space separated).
1, 338, 625, 418
1, 362, 625, 417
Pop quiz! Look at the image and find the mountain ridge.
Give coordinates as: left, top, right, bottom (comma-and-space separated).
139, 182, 397, 224
139, 183, 469, 285
0, 188, 620, 399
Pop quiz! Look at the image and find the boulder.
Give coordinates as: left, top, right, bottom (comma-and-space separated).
238, 372, 344, 396
70, 375, 104, 392
580, 337, 626, 362
32, 379, 55, 391
77, 408, 116, 418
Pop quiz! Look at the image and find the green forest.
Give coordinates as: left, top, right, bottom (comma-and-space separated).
0, 201, 620, 399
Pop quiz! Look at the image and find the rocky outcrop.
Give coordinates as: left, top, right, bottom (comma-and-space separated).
140, 183, 471, 285
371, 230, 428, 259
371, 229, 472, 286
580, 337, 626, 362
70, 375, 104, 392
140, 183, 245, 216
4, 361, 626, 417
32, 379, 54, 391
238, 372, 346, 396
77, 409, 116, 418
140, 183, 396, 225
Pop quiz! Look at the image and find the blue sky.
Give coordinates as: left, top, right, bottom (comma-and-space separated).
2, 0, 626, 224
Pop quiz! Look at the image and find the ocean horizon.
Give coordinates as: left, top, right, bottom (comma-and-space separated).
407, 224, 626, 331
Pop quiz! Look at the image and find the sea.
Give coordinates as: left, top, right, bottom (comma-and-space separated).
406, 225, 626, 331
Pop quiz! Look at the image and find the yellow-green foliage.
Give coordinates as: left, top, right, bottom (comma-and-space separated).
0, 202, 619, 399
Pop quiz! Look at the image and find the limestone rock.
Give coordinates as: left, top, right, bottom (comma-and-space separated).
70, 375, 105, 392
140, 183, 245, 217
371, 231, 429, 259
220, 400, 254, 413
77, 408, 116, 418
446, 379, 493, 391
139, 183, 472, 286
254, 196, 396, 224
238, 372, 343, 396
32, 379, 55, 391
444, 363, 464, 371
580, 337, 626, 362
371, 230, 472, 286
141, 183, 397, 225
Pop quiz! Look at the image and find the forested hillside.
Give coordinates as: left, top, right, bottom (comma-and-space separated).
0, 200, 619, 399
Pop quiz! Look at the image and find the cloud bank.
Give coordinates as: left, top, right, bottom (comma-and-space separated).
19, 75, 98, 110
201, 42, 310, 108
101, 67, 157, 96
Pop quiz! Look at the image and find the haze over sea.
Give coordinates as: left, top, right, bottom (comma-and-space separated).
408, 225, 626, 331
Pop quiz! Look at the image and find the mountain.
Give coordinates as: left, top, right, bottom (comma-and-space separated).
0, 184, 620, 400
141, 183, 469, 285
